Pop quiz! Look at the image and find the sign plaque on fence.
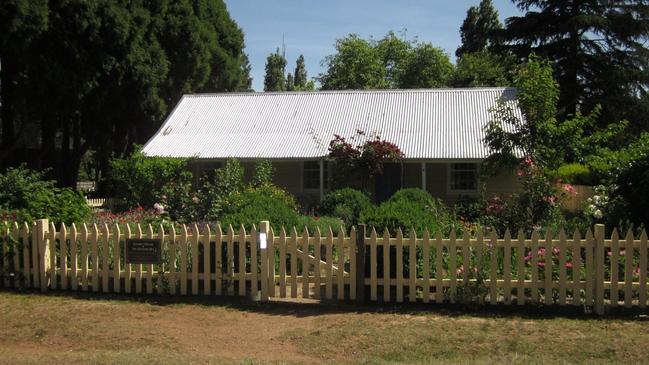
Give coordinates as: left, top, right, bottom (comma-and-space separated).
125, 239, 162, 264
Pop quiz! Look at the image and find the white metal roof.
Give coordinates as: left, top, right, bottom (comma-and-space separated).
142, 87, 521, 160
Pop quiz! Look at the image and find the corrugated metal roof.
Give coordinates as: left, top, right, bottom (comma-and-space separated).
142, 87, 522, 160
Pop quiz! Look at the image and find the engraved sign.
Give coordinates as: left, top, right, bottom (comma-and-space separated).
125, 239, 161, 264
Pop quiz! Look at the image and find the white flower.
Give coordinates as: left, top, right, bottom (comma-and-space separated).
588, 204, 596, 212
592, 195, 600, 204
593, 209, 603, 219
153, 203, 165, 214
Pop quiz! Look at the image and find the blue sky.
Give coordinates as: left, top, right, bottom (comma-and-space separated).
224, 1, 522, 91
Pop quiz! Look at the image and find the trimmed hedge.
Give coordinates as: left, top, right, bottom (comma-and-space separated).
318, 188, 372, 226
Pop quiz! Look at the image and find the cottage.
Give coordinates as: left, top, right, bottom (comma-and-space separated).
142, 88, 522, 208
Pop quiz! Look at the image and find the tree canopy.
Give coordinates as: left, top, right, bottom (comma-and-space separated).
502, 0, 649, 131
456, 0, 502, 58
319, 32, 454, 90
0, 0, 251, 187
263, 49, 287, 92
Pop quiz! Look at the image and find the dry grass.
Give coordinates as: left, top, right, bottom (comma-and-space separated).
1, 291, 648, 364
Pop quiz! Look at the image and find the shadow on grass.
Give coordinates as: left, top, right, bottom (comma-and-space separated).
3, 287, 648, 321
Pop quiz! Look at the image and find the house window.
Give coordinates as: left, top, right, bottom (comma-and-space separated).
303, 161, 329, 190
198, 162, 222, 183
450, 163, 478, 192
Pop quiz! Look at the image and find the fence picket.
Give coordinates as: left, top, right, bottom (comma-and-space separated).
503, 230, 512, 305
370, 227, 377, 301
11, 223, 19, 288
268, 226, 275, 297
422, 229, 430, 304
475, 229, 484, 304
214, 224, 222, 295
585, 229, 594, 307
396, 228, 404, 302
279, 227, 287, 298
326, 227, 334, 300
571, 230, 582, 307
169, 225, 177, 295
239, 225, 246, 297
291, 227, 298, 298
408, 229, 416, 303
302, 227, 309, 298
624, 229, 634, 308
449, 230, 458, 303
516, 230, 525, 305
558, 229, 567, 305
382, 228, 390, 302
102, 224, 110, 293
191, 224, 199, 295
47, 222, 56, 290
251, 225, 259, 298
349, 226, 357, 301
610, 229, 620, 307
489, 231, 497, 305
640, 230, 647, 308
135, 224, 143, 294
146, 225, 154, 294
70, 223, 78, 291
226, 225, 234, 296
158, 224, 166, 295
91, 224, 99, 292
60, 223, 68, 290
435, 231, 443, 303
336, 226, 345, 300
1, 224, 7, 288
113, 224, 121, 294
314, 227, 321, 299
124, 224, 132, 293
180, 225, 188, 296
203, 225, 211, 296
22, 223, 30, 288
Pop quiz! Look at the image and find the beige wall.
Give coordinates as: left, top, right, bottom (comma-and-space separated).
192, 160, 520, 206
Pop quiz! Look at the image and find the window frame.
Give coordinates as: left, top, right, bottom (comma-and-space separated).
302, 160, 329, 191
447, 162, 479, 195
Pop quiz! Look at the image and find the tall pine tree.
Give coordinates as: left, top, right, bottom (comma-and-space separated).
264, 49, 287, 91
456, 0, 502, 57
503, 0, 649, 130
293, 55, 307, 89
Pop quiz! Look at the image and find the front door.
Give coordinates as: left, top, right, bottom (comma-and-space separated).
375, 163, 402, 203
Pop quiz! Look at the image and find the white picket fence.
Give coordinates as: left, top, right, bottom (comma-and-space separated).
1, 219, 648, 314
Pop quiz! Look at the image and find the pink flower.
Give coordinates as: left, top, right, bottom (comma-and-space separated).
563, 184, 578, 196
537, 261, 545, 268
634, 267, 641, 276
565, 261, 573, 269
538, 247, 547, 256
457, 265, 464, 275
553, 247, 560, 255
620, 249, 626, 256
517, 169, 525, 177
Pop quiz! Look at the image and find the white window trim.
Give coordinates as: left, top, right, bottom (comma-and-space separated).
446, 162, 479, 196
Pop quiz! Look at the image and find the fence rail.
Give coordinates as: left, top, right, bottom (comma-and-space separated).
1, 219, 647, 314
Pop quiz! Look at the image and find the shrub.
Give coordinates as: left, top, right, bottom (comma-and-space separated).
195, 158, 245, 220
251, 160, 274, 188
613, 155, 649, 229
297, 215, 345, 234
554, 163, 594, 185
219, 186, 301, 231
0, 166, 90, 224
360, 198, 453, 236
110, 148, 192, 211
318, 188, 372, 226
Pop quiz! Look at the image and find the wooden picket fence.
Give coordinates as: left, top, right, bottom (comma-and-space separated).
1, 219, 648, 314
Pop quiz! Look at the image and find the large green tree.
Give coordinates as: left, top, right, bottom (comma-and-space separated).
503, 0, 649, 131
456, 0, 502, 58
319, 32, 453, 90
263, 49, 287, 92
0, 0, 251, 187
452, 51, 512, 87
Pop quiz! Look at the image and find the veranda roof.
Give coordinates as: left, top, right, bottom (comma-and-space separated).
142, 87, 521, 160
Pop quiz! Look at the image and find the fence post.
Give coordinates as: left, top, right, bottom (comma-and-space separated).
36, 219, 49, 293
355, 224, 366, 304
259, 221, 270, 302
594, 224, 605, 315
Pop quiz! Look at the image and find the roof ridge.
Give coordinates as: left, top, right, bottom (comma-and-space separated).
183, 87, 516, 98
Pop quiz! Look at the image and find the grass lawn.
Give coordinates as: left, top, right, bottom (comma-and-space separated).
1, 291, 648, 364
